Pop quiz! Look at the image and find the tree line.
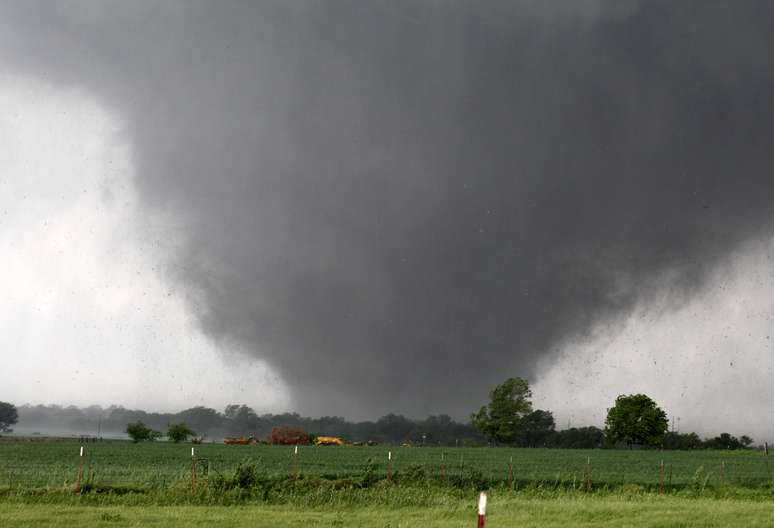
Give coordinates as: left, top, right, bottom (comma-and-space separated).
2, 379, 760, 449
470, 378, 758, 450
12, 403, 484, 445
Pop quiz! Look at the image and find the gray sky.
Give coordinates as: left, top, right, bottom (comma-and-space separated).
2, 1, 774, 436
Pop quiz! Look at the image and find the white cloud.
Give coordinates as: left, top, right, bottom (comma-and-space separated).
0, 75, 290, 413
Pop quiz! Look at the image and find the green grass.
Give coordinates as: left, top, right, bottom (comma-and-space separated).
3, 440, 774, 526
1, 439, 772, 490
4, 495, 774, 527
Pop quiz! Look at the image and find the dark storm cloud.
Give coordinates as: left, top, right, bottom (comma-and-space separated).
4, 1, 774, 417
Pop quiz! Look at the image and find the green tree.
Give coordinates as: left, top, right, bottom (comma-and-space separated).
520, 409, 556, 447
662, 431, 704, 450
0, 401, 18, 432
167, 422, 195, 443
126, 421, 161, 443
224, 404, 261, 436
604, 394, 668, 448
471, 377, 533, 445
705, 432, 744, 450
550, 426, 604, 449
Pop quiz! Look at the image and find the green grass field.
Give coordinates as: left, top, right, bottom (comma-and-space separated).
3, 439, 774, 526
1, 439, 771, 490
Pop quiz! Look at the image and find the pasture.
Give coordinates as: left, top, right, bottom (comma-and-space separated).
1, 439, 771, 491
3, 439, 774, 527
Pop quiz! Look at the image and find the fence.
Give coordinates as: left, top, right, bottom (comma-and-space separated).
1, 440, 771, 491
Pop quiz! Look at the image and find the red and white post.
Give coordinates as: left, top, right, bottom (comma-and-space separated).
75, 446, 84, 492
477, 491, 487, 528
191, 447, 196, 491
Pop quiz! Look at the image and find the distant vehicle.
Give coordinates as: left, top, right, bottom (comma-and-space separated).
315, 436, 345, 446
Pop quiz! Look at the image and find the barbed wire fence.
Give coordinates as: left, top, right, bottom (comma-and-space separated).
1, 442, 772, 491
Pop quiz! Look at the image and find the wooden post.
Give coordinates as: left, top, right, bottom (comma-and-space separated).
508, 456, 513, 489
75, 446, 84, 492
387, 451, 393, 482
658, 460, 664, 494
584, 456, 592, 492
765, 442, 769, 456
720, 461, 725, 484
440, 452, 445, 483
191, 447, 196, 491
668, 463, 673, 491
86, 447, 94, 486
477, 492, 487, 528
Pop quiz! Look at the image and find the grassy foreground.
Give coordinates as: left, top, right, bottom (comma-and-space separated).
3, 495, 774, 527
4, 440, 774, 526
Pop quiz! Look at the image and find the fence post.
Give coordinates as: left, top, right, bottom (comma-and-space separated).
508, 456, 513, 489
659, 460, 664, 494
75, 446, 84, 492
75, 446, 83, 492
87, 447, 94, 485
387, 451, 393, 483
293, 445, 299, 478
477, 491, 487, 528
191, 447, 196, 491
584, 456, 592, 492
440, 452, 445, 483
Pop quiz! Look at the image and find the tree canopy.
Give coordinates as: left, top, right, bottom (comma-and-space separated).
604, 394, 668, 448
520, 409, 556, 447
126, 421, 162, 443
167, 422, 195, 443
0, 401, 18, 432
471, 377, 534, 445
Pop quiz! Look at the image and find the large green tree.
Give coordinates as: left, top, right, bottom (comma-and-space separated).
0, 401, 18, 432
126, 421, 162, 443
520, 409, 556, 447
471, 377, 533, 444
167, 422, 196, 443
604, 394, 668, 448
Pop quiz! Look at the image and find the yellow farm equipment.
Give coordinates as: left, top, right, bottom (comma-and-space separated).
314, 436, 345, 446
